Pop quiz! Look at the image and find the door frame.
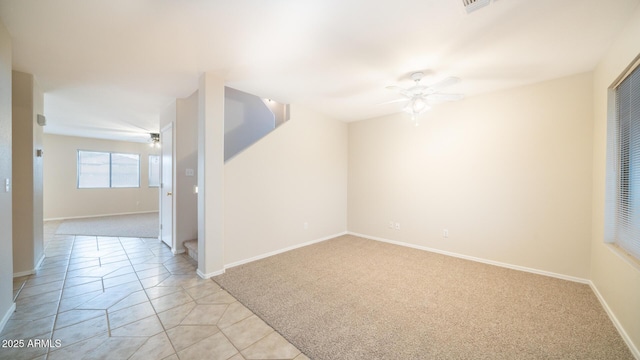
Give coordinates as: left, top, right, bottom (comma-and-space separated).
160, 122, 177, 253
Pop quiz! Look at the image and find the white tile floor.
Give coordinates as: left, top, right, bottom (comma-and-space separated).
1, 225, 309, 360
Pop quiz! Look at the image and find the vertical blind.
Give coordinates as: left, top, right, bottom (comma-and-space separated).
614, 63, 640, 260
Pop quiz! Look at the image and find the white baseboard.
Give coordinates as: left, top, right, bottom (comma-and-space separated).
350, 232, 640, 358
590, 281, 640, 359
13, 252, 46, 278
197, 268, 225, 279
13, 270, 34, 278
44, 210, 158, 222
348, 232, 590, 284
198, 230, 639, 358
0, 302, 16, 334
172, 247, 185, 255
35, 252, 45, 271
224, 231, 348, 270
220, 230, 587, 283
195, 232, 347, 279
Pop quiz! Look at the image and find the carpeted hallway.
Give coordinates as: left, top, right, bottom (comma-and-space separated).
214, 235, 633, 360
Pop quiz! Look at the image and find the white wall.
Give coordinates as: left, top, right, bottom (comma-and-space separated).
33, 75, 43, 269
43, 134, 159, 219
224, 87, 276, 161
197, 73, 225, 275
0, 18, 14, 331
224, 104, 348, 265
159, 92, 199, 251
159, 99, 176, 249
591, 4, 640, 355
159, 99, 176, 130
175, 92, 199, 247
349, 72, 594, 280
12, 70, 44, 275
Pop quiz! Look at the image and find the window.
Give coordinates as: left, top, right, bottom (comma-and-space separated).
149, 155, 160, 187
77, 150, 140, 188
606, 60, 640, 261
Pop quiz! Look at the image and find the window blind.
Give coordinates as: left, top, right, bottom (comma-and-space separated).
77, 151, 110, 188
111, 153, 140, 188
149, 155, 160, 187
77, 150, 140, 188
614, 63, 640, 260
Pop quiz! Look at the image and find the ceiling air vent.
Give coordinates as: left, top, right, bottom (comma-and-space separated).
462, 0, 491, 13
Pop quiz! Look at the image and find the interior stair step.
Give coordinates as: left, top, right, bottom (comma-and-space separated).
183, 239, 198, 263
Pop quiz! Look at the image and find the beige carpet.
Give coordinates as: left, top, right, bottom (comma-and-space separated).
214, 235, 633, 360
55, 212, 159, 238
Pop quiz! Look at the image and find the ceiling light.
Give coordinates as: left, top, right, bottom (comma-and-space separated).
387, 71, 463, 126
149, 133, 160, 148
403, 98, 432, 126
404, 98, 431, 115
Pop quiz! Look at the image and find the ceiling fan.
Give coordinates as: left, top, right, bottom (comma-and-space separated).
386, 72, 464, 125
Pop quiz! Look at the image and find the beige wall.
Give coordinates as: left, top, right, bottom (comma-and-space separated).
43, 134, 159, 219
12, 70, 44, 275
224, 104, 348, 266
0, 19, 14, 330
591, 5, 640, 355
349, 72, 594, 280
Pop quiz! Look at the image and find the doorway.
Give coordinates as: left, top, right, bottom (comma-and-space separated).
160, 123, 174, 250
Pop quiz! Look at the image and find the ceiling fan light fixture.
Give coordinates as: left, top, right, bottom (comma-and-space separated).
387, 70, 463, 125
149, 133, 160, 148
403, 98, 431, 116
403, 98, 431, 126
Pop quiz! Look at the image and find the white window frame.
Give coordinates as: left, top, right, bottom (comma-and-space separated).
149, 154, 160, 188
605, 55, 640, 263
77, 150, 140, 189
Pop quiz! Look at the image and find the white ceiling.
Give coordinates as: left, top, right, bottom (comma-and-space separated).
1, 0, 638, 142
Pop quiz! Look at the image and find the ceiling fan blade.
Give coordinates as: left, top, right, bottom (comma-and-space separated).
378, 98, 409, 105
385, 85, 413, 98
428, 77, 460, 90
428, 93, 464, 102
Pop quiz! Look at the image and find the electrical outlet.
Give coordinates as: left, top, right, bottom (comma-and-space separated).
443, 229, 449, 238
304, 222, 308, 230
389, 221, 394, 229
394, 222, 400, 230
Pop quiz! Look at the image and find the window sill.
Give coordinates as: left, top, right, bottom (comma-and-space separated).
606, 243, 640, 272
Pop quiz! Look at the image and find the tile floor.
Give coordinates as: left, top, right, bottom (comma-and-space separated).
1, 224, 308, 360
